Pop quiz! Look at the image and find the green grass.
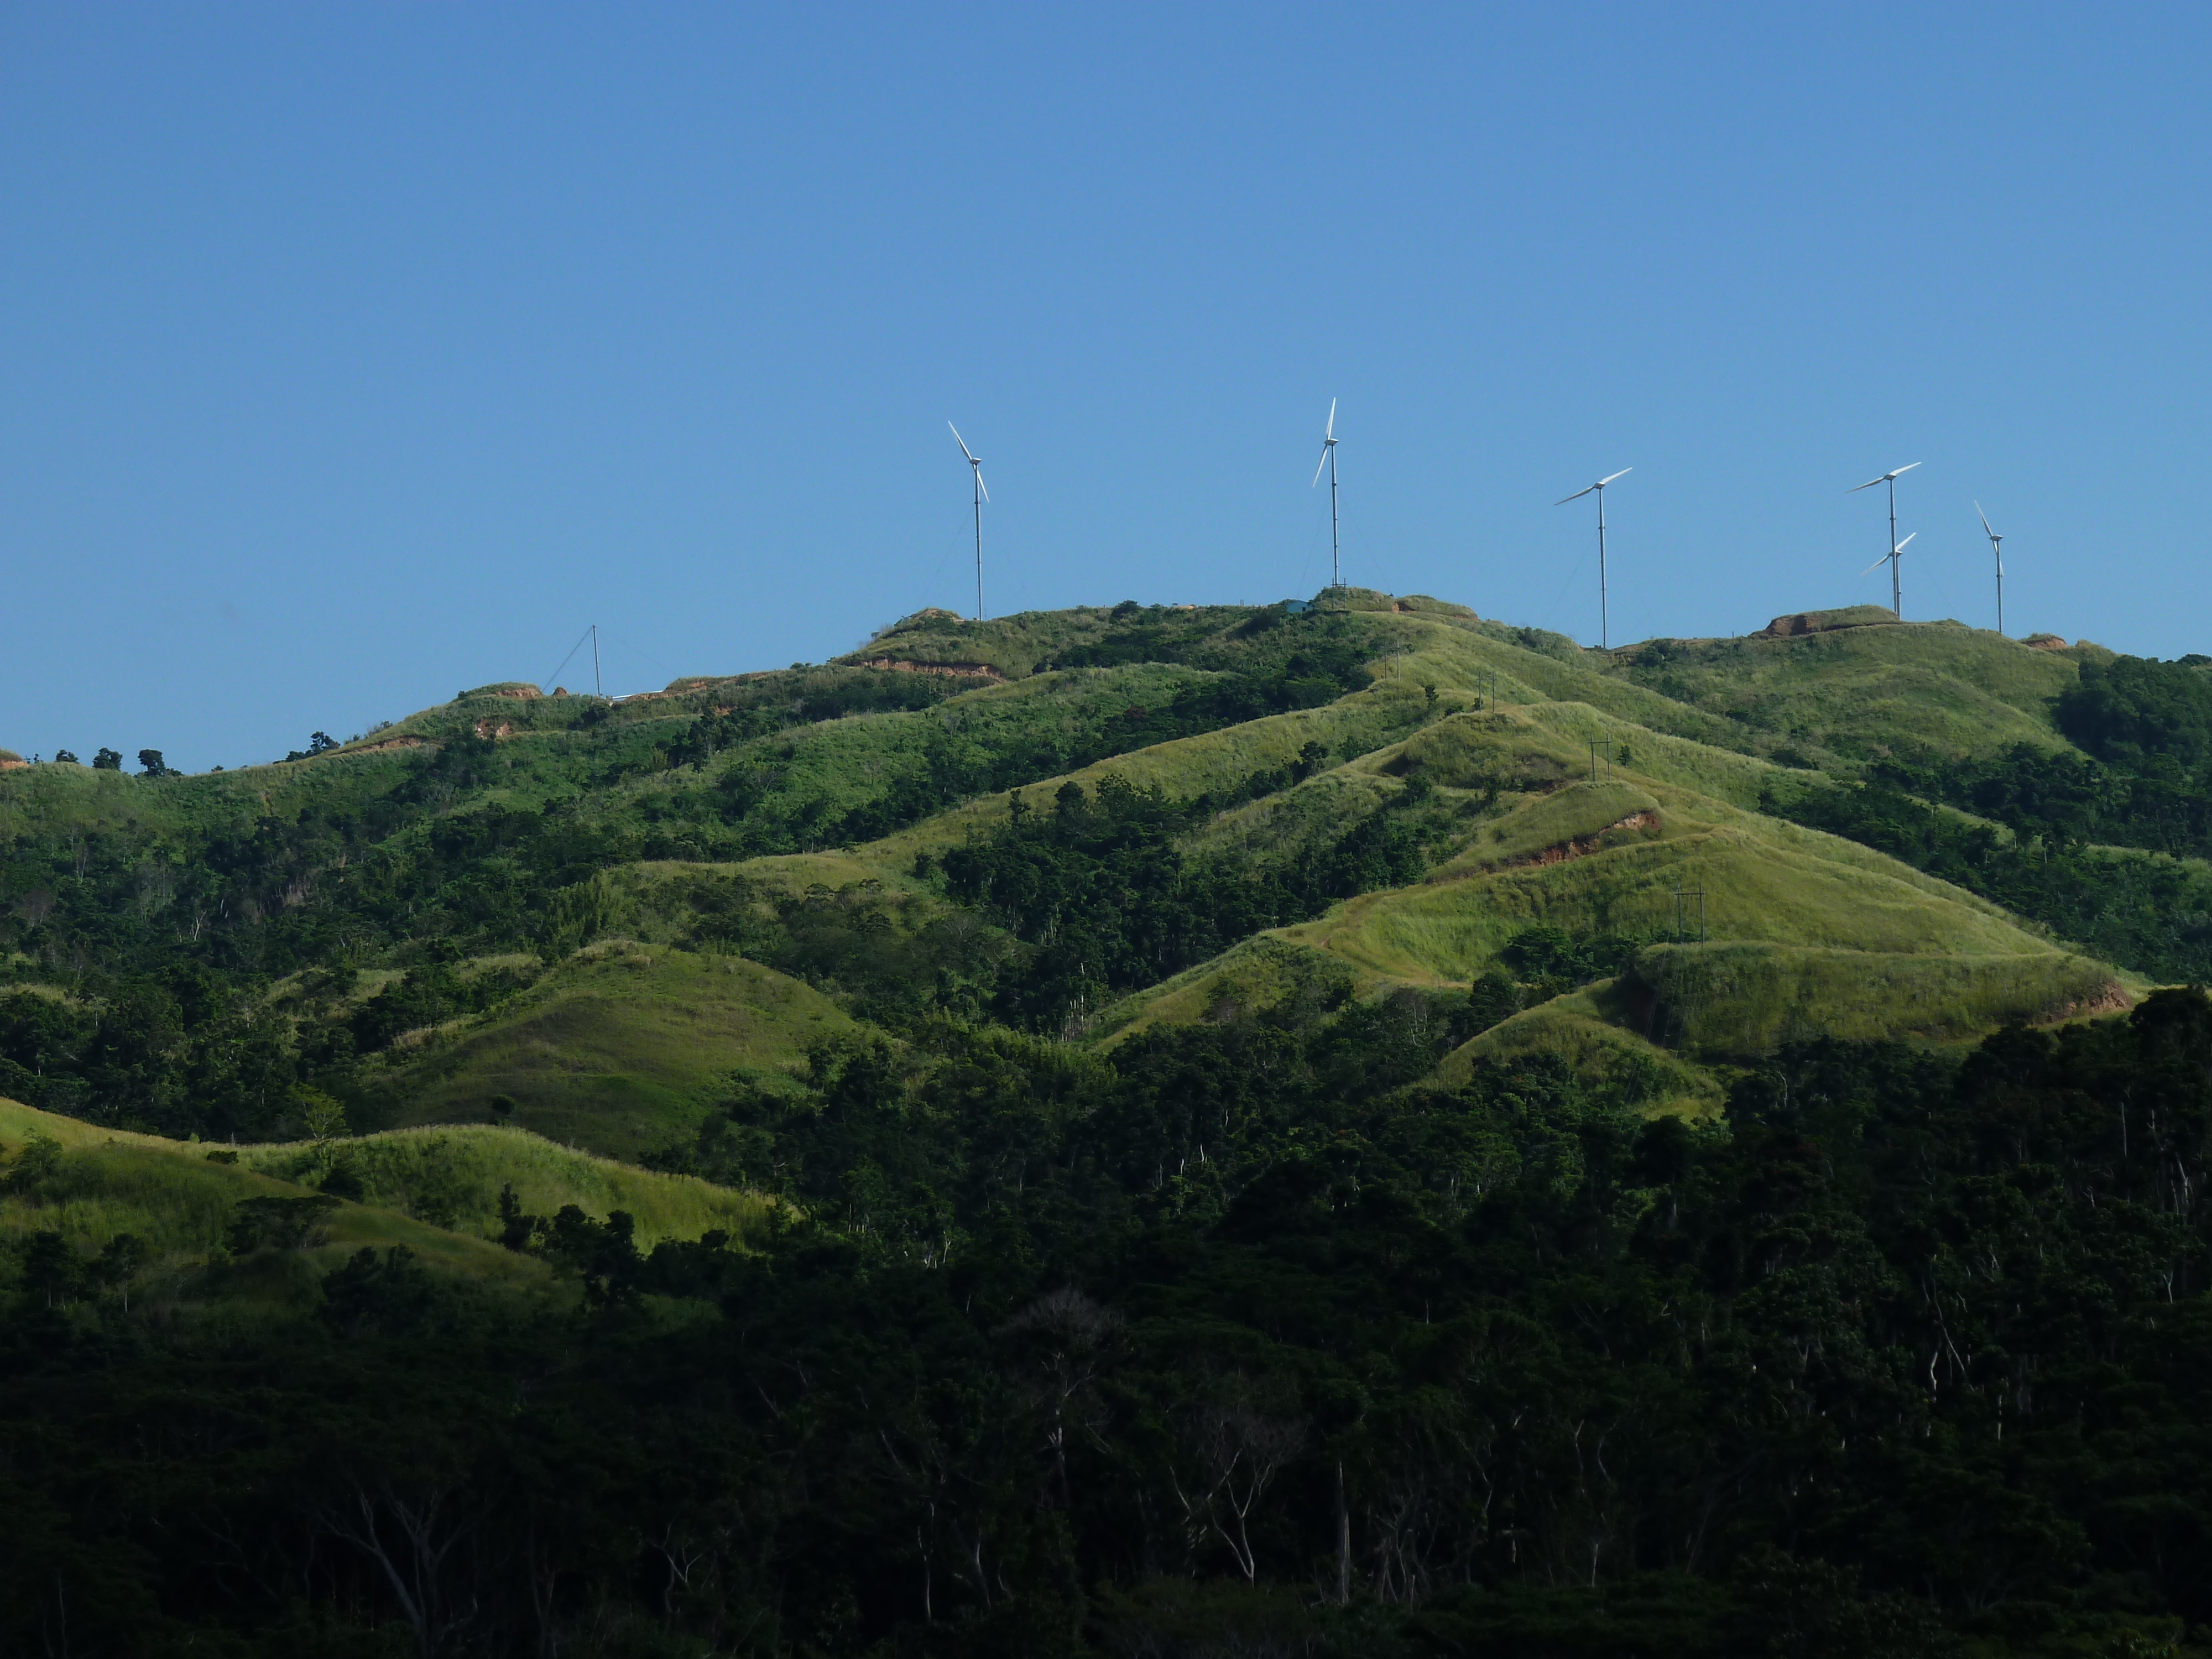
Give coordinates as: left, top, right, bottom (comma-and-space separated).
1427, 985, 1727, 1118
0, 1099, 556, 1302
367, 940, 853, 1159
834, 602, 1270, 679
1180, 763, 1403, 864
1281, 813, 2057, 985
1092, 935, 1359, 1047
1625, 940, 2126, 1054
1610, 619, 2094, 769
854, 678, 1448, 864
1427, 779, 1663, 876
1066, 654, 2117, 1064
239, 1121, 773, 1248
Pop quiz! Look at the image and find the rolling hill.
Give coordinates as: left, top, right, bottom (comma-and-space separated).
9, 589, 2212, 1653
0, 592, 2172, 1163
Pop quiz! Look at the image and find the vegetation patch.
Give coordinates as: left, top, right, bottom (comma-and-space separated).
1623, 940, 2124, 1054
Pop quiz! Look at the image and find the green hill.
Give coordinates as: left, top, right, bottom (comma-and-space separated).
360, 941, 855, 1158
15, 589, 2212, 1653
0, 591, 2178, 1164
1, 1097, 769, 1282
0, 1098, 552, 1310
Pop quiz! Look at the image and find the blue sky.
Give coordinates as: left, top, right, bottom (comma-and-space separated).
3, 4, 2206, 769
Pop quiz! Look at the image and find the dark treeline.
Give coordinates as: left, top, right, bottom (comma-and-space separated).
12, 991, 2212, 1654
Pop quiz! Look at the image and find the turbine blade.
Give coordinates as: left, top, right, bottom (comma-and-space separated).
1893, 532, 1915, 556
1598, 467, 1632, 487
975, 470, 989, 503
1860, 554, 1893, 577
948, 421, 978, 463
1325, 397, 1336, 440
1850, 475, 1885, 492
1313, 445, 1331, 487
1892, 461, 1921, 477
1556, 483, 1598, 504
1976, 500, 1997, 540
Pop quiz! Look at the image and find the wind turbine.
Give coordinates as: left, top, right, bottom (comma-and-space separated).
1311, 399, 1340, 593
1976, 502, 2006, 635
1555, 468, 1631, 649
1860, 531, 1915, 611
948, 422, 989, 622
1849, 462, 1919, 618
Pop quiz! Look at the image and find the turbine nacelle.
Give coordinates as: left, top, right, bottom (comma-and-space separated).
1555, 467, 1631, 507
1850, 461, 1921, 493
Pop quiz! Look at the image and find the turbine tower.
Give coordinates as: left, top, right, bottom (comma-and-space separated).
948, 422, 989, 622
1555, 468, 1631, 649
1849, 462, 1919, 618
1976, 502, 2006, 635
1311, 399, 1340, 593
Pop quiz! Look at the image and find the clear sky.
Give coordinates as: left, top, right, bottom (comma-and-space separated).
3, 5, 2207, 770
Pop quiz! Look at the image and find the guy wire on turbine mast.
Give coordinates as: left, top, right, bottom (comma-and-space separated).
1556, 468, 1630, 650
948, 422, 989, 622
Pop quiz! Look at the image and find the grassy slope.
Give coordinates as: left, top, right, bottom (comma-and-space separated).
1626, 940, 2124, 1052
367, 941, 853, 1159
1610, 619, 2091, 767
1427, 985, 1728, 1119
854, 678, 1448, 865
1094, 690, 2116, 1053
0, 1098, 554, 1295
238, 1122, 772, 1247
832, 603, 1268, 679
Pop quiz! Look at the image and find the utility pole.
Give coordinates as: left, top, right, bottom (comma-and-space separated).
591, 624, 602, 698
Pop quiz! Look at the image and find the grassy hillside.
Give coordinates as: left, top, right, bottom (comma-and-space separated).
0, 587, 2156, 1168
1425, 983, 1728, 1118
0, 1098, 553, 1302
0, 1095, 768, 1323
237, 1120, 773, 1246
1611, 614, 2093, 768
363, 941, 853, 1157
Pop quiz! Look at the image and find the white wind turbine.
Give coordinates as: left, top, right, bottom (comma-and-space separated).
948, 422, 989, 621
1555, 468, 1631, 649
1850, 461, 1919, 618
1312, 399, 1341, 593
1976, 502, 2006, 635
1860, 531, 1916, 609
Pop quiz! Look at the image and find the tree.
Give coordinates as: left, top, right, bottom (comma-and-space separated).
18, 1230, 78, 1308
53, 748, 77, 764
137, 749, 172, 778
91, 748, 122, 771
226, 1194, 340, 1255
294, 1087, 349, 1141
89, 1234, 147, 1310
